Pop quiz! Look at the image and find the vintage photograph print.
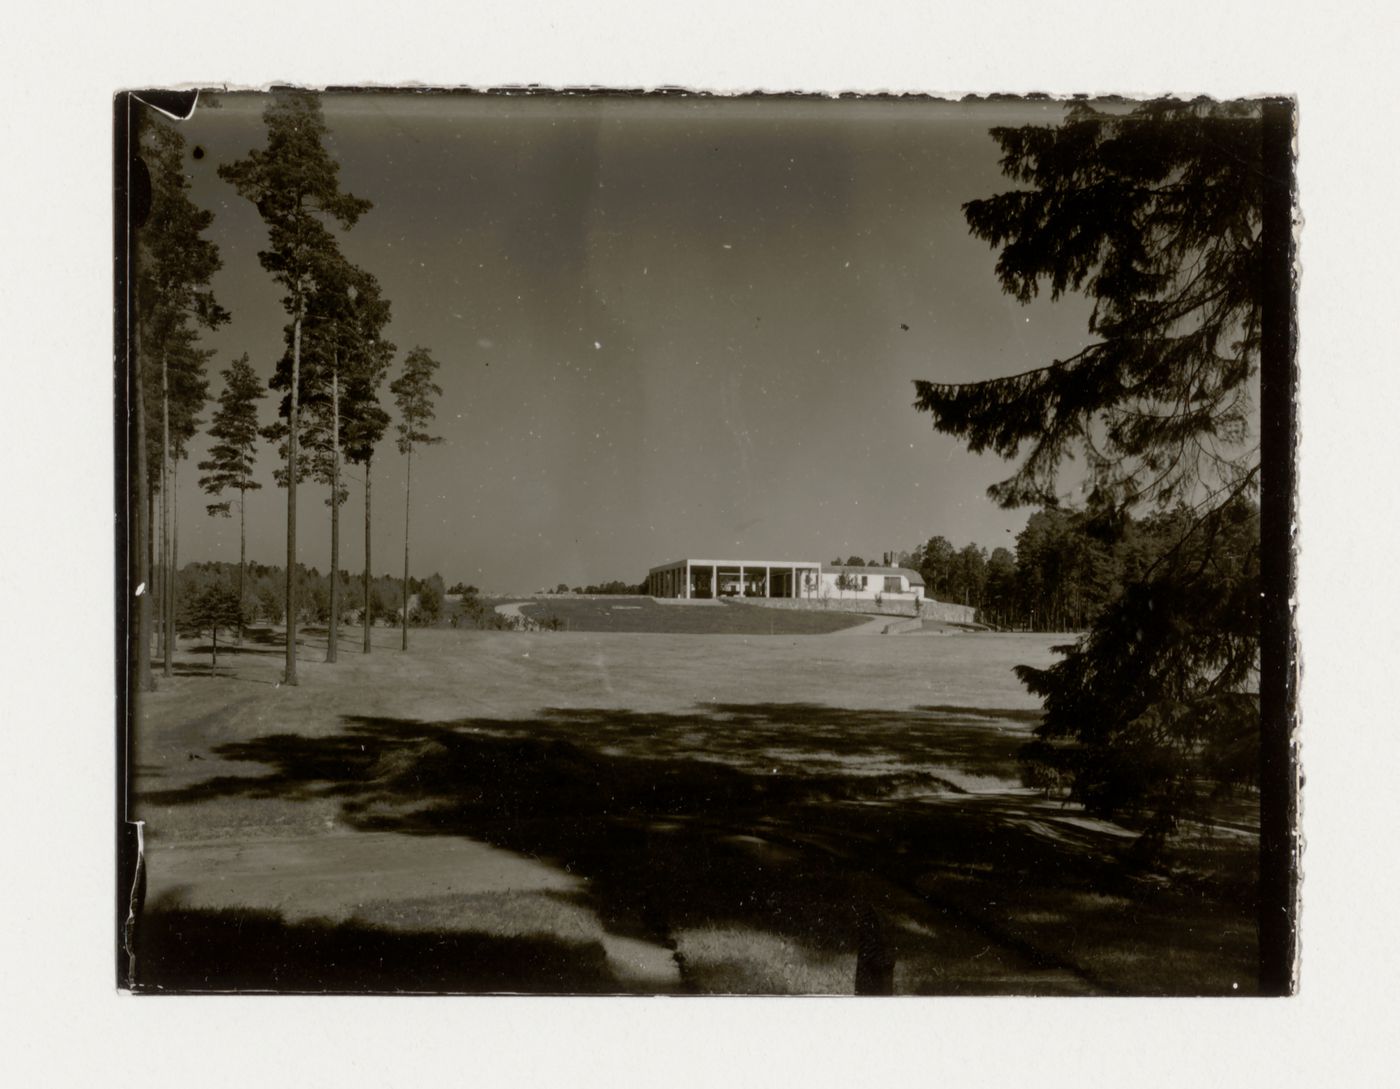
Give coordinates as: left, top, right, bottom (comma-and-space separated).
116, 89, 1296, 995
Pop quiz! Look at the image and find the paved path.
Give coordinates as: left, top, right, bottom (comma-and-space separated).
830, 613, 897, 635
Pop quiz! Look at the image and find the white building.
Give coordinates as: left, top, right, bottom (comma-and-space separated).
647, 558, 822, 599
817, 564, 925, 602
647, 558, 926, 604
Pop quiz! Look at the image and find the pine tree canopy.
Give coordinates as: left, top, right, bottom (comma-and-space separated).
914, 99, 1263, 513
391, 346, 445, 454
136, 112, 227, 490
178, 580, 247, 639
263, 252, 396, 490
198, 353, 265, 510
138, 116, 229, 339
912, 99, 1276, 836
217, 91, 372, 311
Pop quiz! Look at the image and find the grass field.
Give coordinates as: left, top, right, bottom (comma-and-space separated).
518, 595, 871, 634
129, 623, 1259, 995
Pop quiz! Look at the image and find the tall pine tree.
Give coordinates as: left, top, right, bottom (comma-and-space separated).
219, 91, 371, 684
390, 347, 443, 651
134, 111, 228, 686
198, 354, 265, 642
334, 270, 395, 656
267, 252, 394, 661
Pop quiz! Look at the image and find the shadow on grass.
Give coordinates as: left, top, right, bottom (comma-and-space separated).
141, 702, 1260, 993
170, 662, 277, 685
132, 894, 622, 994
170, 664, 234, 678
187, 642, 283, 658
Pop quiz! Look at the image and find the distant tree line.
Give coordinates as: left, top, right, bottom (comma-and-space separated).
835, 500, 1255, 632
549, 580, 647, 596
173, 561, 448, 629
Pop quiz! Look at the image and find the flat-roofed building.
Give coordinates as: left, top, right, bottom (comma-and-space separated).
647, 558, 930, 603
647, 558, 824, 600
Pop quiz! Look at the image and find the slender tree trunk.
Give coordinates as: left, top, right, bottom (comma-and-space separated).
133, 322, 154, 691
401, 444, 412, 651
363, 454, 373, 654
326, 362, 340, 663
148, 480, 158, 666
161, 352, 173, 676
237, 485, 246, 645
155, 454, 163, 662
156, 429, 164, 663
285, 311, 301, 685
158, 487, 167, 662
172, 459, 180, 650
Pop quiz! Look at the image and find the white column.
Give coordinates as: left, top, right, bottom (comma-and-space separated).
738, 565, 745, 597
685, 561, 691, 599
712, 564, 718, 599
764, 566, 771, 597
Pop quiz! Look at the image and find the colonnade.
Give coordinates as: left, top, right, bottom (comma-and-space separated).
648, 560, 821, 600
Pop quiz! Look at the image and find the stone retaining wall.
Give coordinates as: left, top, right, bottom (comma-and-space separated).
917, 599, 978, 624
738, 596, 976, 625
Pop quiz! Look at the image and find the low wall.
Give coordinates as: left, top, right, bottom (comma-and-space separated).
738, 596, 976, 625
917, 599, 978, 624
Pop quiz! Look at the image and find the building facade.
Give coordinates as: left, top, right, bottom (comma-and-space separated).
817, 564, 925, 602
646, 558, 926, 603
647, 558, 823, 600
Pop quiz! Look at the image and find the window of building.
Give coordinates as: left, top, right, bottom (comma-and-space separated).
884, 576, 901, 593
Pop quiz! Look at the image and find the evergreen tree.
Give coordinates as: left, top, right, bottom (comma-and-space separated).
164, 332, 212, 667
135, 114, 228, 682
953, 543, 988, 609
919, 536, 957, 600
178, 580, 247, 668
984, 546, 1017, 629
307, 256, 393, 661
340, 292, 394, 656
913, 99, 1275, 838
262, 254, 394, 658
390, 347, 443, 651
219, 91, 372, 684
198, 354, 265, 641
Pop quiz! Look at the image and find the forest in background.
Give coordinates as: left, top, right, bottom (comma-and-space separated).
837, 500, 1258, 633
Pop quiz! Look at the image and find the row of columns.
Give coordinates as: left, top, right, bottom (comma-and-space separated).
650, 563, 821, 599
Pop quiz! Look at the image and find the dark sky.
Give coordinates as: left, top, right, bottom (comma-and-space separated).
169, 92, 1095, 591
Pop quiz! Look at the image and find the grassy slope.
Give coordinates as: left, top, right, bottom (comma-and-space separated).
130, 626, 1258, 995
519, 596, 870, 634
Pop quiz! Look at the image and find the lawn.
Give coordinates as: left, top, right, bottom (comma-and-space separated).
517, 595, 871, 634
128, 625, 1259, 995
